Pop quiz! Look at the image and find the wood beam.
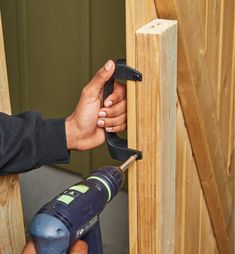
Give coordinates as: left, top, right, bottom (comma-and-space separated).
128, 19, 177, 254
126, 2, 157, 253
0, 14, 25, 253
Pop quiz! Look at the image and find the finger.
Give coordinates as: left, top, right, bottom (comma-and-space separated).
70, 240, 88, 254
104, 82, 126, 107
84, 60, 115, 96
97, 113, 126, 128
99, 99, 126, 118
21, 241, 36, 254
105, 122, 127, 133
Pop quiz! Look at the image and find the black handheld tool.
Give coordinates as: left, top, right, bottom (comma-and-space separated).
29, 60, 142, 254
104, 59, 142, 161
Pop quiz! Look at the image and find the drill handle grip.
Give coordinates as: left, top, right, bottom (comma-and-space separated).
81, 219, 103, 254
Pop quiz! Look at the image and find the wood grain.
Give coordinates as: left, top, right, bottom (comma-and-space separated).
126, 2, 157, 253
154, 0, 234, 252
134, 19, 177, 254
0, 14, 25, 254
126, 1, 220, 253
176, 103, 218, 254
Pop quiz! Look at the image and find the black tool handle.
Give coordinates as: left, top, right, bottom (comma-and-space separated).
103, 59, 142, 161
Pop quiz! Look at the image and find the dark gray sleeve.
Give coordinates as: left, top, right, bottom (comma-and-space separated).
0, 111, 70, 175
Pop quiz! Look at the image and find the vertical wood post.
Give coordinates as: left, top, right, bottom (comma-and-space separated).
128, 19, 177, 254
0, 15, 25, 253
126, 3, 157, 253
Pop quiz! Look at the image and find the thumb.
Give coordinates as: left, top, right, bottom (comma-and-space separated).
86, 60, 115, 95
70, 240, 88, 254
21, 241, 36, 254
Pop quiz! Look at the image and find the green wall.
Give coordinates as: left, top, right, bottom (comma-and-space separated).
0, 0, 125, 176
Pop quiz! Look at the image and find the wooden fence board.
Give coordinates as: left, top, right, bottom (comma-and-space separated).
134, 19, 177, 254
126, 2, 157, 253
0, 14, 25, 254
176, 104, 218, 254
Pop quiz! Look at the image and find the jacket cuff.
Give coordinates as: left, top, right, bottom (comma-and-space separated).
39, 118, 70, 165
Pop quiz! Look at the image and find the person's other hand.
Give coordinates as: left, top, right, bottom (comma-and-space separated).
22, 240, 88, 254
65, 60, 126, 150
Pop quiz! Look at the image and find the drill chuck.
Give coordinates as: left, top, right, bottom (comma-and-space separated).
88, 166, 124, 202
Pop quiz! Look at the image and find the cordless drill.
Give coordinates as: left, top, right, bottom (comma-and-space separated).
29, 155, 137, 254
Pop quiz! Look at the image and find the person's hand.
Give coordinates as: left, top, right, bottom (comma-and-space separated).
22, 240, 88, 254
65, 60, 126, 150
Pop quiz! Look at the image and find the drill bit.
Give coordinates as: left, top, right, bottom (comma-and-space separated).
119, 154, 138, 172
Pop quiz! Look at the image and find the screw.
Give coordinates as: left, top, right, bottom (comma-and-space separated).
133, 73, 142, 81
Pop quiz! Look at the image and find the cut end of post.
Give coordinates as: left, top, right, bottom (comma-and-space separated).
136, 19, 177, 35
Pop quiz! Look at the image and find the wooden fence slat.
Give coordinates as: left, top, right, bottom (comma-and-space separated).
0, 14, 25, 254
126, 2, 157, 253
129, 19, 177, 254
175, 104, 219, 254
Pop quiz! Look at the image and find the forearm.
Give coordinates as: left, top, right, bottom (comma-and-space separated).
0, 112, 70, 175
0, 60, 127, 174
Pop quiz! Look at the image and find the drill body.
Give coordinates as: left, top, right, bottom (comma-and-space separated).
29, 165, 124, 254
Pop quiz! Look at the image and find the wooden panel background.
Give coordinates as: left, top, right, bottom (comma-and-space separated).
155, 0, 234, 252
176, 104, 218, 254
127, 0, 234, 253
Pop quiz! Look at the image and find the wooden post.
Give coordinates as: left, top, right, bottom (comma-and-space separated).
128, 19, 177, 254
126, 2, 158, 253
0, 15, 25, 253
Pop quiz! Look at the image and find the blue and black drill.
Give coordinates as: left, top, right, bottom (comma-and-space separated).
29, 60, 142, 254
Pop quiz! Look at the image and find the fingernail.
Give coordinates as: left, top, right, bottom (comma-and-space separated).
97, 119, 105, 127
105, 127, 113, 132
98, 111, 107, 117
104, 60, 113, 71
105, 100, 113, 107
